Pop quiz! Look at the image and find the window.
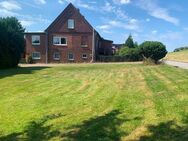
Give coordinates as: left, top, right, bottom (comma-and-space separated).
82, 54, 87, 59
68, 19, 75, 29
32, 35, 40, 45
32, 52, 41, 60
68, 53, 74, 60
53, 52, 60, 60
81, 36, 88, 47
53, 36, 67, 46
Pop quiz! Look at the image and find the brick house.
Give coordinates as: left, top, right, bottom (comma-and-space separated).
24, 3, 113, 63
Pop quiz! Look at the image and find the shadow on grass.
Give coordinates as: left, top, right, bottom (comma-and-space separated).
0, 113, 63, 141
138, 116, 188, 141
62, 110, 142, 141
0, 67, 50, 79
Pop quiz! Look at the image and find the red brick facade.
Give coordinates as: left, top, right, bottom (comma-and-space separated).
25, 3, 112, 63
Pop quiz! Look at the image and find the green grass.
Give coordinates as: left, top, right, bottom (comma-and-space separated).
0, 63, 188, 141
165, 50, 188, 62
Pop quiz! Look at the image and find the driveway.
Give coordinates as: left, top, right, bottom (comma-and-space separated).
164, 60, 188, 69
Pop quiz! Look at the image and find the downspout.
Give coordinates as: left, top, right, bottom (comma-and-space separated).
45, 31, 48, 64
92, 28, 95, 63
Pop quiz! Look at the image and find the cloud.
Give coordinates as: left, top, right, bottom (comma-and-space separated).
34, 0, 46, 5
0, 0, 21, 11
58, 0, 64, 4
97, 19, 139, 32
20, 20, 34, 27
183, 27, 188, 31
137, 0, 179, 25
146, 18, 150, 22
101, 2, 128, 20
151, 30, 158, 34
113, 0, 131, 5
96, 25, 111, 30
0, 8, 18, 17
59, 0, 95, 10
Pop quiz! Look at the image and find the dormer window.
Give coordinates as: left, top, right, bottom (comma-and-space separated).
68, 19, 75, 29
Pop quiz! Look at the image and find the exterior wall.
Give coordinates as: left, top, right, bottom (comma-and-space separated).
48, 33, 93, 63
25, 33, 46, 63
101, 40, 113, 55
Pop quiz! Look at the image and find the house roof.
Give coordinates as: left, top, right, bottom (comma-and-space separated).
24, 32, 45, 34
45, 3, 93, 32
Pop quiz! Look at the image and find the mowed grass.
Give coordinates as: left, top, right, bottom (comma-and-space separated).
0, 63, 188, 141
165, 50, 188, 62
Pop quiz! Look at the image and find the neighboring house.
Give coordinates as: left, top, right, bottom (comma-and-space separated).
112, 44, 124, 54
25, 3, 113, 63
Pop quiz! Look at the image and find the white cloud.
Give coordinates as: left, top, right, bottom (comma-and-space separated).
151, 30, 158, 34
96, 25, 111, 30
59, 0, 95, 10
103, 2, 115, 12
34, 0, 46, 5
0, 9, 18, 17
113, 0, 131, 5
20, 20, 34, 27
101, 2, 128, 20
58, 0, 64, 4
0, 0, 21, 11
138, 0, 179, 25
146, 18, 150, 22
183, 27, 188, 31
97, 19, 139, 32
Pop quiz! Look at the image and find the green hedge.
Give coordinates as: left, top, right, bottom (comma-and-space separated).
97, 55, 142, 62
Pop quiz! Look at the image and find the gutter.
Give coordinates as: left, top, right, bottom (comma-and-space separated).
45, 32, 48, 64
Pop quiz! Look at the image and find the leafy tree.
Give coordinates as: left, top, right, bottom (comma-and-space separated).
0, 17, 25, 69
139, 41, 167, 63
125, 35, 134, 48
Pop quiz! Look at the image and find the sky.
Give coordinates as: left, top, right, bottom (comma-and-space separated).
0, 0, 188, 51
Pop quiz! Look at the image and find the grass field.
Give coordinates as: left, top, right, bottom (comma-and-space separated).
165, 50, 188, 62
0, 63, 188, 141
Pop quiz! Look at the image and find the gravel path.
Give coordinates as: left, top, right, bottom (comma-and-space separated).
164, 60, 188, 69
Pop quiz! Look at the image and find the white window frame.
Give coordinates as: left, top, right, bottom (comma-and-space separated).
32, 52, 41, 60
32, 35, 40, 45
53, 52, 60, 60
82, 54, 87, 59
53, 36, 67, 46
68, 19, 75, 29
68, 53, 74, 61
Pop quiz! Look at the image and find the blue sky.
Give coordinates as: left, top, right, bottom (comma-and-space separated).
0, 0, 188, 51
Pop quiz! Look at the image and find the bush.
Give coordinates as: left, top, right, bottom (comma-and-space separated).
26, 55, 33, 64
139, 41, 167, 64
117, 46, 142, 61
0, 17, 25, 69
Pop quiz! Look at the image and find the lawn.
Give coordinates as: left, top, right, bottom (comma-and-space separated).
165, 50, 188, 62
0, 63, 188, 141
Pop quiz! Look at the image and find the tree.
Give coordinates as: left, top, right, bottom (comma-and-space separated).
139, 41, 167, 63
0, 17, 25, 69
125, 35, 134, 48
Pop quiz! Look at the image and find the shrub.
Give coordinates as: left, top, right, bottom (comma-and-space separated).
139, 41, 167, 64
0, 17, 25, 69
117, 46, 142, 61
26, 55, 33, 64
